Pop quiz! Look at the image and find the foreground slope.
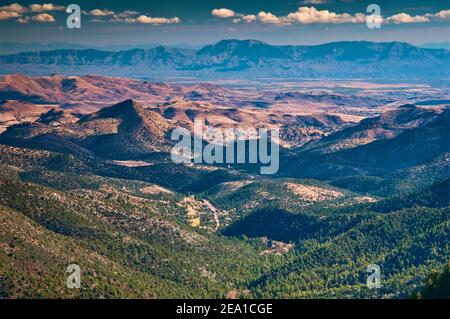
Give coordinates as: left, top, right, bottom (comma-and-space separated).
0, 147, 278, 298
0, 142, 448, 298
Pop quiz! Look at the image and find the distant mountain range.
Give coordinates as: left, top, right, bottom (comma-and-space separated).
1, 40, 449, 79
0, 41, 203, 55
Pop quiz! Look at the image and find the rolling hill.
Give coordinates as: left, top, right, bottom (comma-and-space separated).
0, 99, 173, 158
282, 107, 450, 180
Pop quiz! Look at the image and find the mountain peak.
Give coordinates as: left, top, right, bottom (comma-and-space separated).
203, 39, 276, 53
195, 38, 288, 64
214, 39, 270, 46
359, 104, 439, 130
106, 98, 143, 113
119, 98, 139, 106
81, 99, 145, 122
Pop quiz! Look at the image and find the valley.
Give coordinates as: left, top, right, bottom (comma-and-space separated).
0, 69, 448, 299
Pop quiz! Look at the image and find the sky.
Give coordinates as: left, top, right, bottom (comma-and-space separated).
0, 0, 449, 46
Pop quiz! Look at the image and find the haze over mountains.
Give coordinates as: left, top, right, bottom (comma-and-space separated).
0, 42, 204, 55
1, 40, 449, 79
2, 40, 447, 56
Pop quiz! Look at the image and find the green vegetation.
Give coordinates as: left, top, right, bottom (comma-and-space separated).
413, 262, 450, 299
0, 144, 448, 299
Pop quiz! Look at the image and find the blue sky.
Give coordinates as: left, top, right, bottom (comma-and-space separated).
0, 1, 449, 46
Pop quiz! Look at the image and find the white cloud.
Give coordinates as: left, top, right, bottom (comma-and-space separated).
291, 7, 366, 24
290, 7, 366, 24
386, 13, 429, 24
86, 9, 183, 25
0, 10, 21, 20
135, 15, 180, 25
29, 3, 65, 12
429, 9, 450, 21
210, 5, 450, 26
94, 10, 140, 23
0, 3, 62, 22
242, 14, 257, 23
16, 16, 30, 23
86, 9, 115, 16
212, 8, 257, 24
384, 10, 450, 24
257, 11, 289, 25
267, 7, 366, 25
92, 11, 179, 25
0, 3, 28, 13
212, 8, 236, 18
31, 13, 55, 22
226, 7, 366, 26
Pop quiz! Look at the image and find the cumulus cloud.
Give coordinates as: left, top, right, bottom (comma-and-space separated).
16, 16, 30, 23
257, 11, 288, 25
31, 13, 55, 22
212, 8, 258, 24
103, 11, 178, 24
385, 9, 450, 24
135, 15, 180, 24
288, 7, 366, 24
29, 3, 65, 12
216, 7, 366, 26
0, 2, 65, 21
242, 14, 257, 23
258, 7, 366, 25
212, 8, 236, 18
386, 13, 429, 24
0, 10, 21, 20
93, 10, 140, 23
210, 5, 450, 26
86, 9, 115, 16
429, 9, 450, 20
86, 8, 183, 25
0, 3, 28, 13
